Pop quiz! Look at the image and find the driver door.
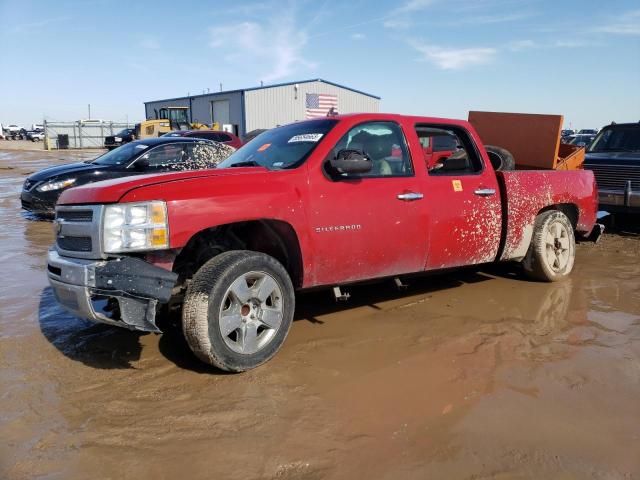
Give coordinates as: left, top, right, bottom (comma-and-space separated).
307, 121, 428, 286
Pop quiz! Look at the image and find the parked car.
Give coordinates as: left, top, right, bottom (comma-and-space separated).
578, 129, 598, 135
567, 134, 596, 147
561, 129, 575, 140
27, 131, 45, 142
21, 137, 234, 216
104, 128, 136, 150
46, 113, 600, 372
242, 128, 269, 144
3, 124, 21, 139
584, 122, 640, 213
162, 129, 243, 150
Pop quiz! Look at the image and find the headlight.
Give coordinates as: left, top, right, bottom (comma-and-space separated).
37, 178, 76, 192
103, 201, 169, 253
114, 137, 122, 141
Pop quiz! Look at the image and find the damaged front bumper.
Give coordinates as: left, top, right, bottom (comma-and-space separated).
47, 249, 178, 332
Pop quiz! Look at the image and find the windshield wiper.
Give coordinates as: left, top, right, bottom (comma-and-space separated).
228, 160, 264, 168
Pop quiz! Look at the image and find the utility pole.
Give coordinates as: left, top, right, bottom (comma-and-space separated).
219, 83, 223, 92
88, 104, 91, 119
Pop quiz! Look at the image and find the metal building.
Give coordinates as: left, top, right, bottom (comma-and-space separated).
144, 79, 380, 137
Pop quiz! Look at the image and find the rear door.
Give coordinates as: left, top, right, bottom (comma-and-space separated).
307, 120, 428, 286
413, 124, 502, 269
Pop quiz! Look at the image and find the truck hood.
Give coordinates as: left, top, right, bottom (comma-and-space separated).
58, 166, 268, 205
27, 162, 111, 181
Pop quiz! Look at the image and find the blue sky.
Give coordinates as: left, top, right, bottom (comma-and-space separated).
1, 0, 639, 129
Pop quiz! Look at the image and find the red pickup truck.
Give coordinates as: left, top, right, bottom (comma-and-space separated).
48, 113, 600, 372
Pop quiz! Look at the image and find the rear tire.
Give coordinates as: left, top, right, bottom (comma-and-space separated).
522, 210, 575, 282
485, 145, 515, 171
182, 250, 295, 372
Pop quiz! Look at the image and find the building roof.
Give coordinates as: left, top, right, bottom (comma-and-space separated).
144, 78, 381, 105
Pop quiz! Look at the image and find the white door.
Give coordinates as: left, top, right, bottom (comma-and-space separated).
211, 100, 230, 126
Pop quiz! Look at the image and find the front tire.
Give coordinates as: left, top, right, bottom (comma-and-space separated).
182, 250, 295, 372
523, 210, 575, 281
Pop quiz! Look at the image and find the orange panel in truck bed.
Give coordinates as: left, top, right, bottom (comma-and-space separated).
468, 111, 564, 169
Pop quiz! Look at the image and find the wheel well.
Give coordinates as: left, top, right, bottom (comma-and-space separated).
172, 220, 304, 289
538, 203, 579, 228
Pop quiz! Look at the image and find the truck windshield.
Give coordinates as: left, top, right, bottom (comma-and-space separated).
588, 126, 640, 153
218, 119, 338, 170
92, 142, 150, 165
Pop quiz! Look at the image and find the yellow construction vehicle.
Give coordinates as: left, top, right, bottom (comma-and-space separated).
135, 107, 214, 139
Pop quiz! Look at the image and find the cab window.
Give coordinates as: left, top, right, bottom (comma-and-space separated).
183, 142, 230, 167
331, 121, 413, 177
416, 125, 483, 175
138, 143, 187, 168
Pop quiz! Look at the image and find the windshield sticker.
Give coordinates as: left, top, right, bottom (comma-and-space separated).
273, 161, 284, 167
135, 144, 148, 150
288, 133, 324, 143
257, 143, 271, 152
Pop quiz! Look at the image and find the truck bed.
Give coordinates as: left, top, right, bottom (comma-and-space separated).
498, 169, 598, 261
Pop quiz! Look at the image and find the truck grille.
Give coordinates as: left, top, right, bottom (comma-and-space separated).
56, 209, 93, 222
57, 236, 92, 252
585, 164, 640, 191
55, 205, 104, 259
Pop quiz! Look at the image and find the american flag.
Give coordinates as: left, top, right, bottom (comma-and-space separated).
305, 93, 338, 118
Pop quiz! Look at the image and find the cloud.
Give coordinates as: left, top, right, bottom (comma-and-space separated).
351, 33, 366, 40
396, 0, 437, 13
383, 0, 437, 29
209, 11, 313, 82
410, 40, 497, 69
461, 12, 532, 24
138, 37, 160, 50
383, 18, 411, 29
12, 16, 71, 33
507, 38, 600, 51
593, 9, 640, 35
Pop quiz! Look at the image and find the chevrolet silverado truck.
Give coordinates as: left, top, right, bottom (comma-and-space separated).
47, 113, 600, 372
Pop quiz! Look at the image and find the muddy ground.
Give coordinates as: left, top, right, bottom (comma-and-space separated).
1, 149, 639, 480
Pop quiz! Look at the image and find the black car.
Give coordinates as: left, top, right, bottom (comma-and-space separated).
567, 134, 596, 147
583, 122, 640, 214
21, 137, 234, 216
104, 128, 137, 150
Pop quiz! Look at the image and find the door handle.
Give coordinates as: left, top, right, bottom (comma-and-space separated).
397, 192, 424, 201
474, 188, 496, 197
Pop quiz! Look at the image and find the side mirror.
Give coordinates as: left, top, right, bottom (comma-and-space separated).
329, 149, 372, 175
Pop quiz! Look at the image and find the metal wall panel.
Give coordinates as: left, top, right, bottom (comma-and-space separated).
243, 81, 379, 132
144, 91, 243, 133
44, 121, 134, 149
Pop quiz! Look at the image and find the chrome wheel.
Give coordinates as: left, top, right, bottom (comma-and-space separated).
544, 221, 571, 272
218, 271, 283, 355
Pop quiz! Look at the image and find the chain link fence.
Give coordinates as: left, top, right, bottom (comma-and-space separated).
44, 121, 135, 149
